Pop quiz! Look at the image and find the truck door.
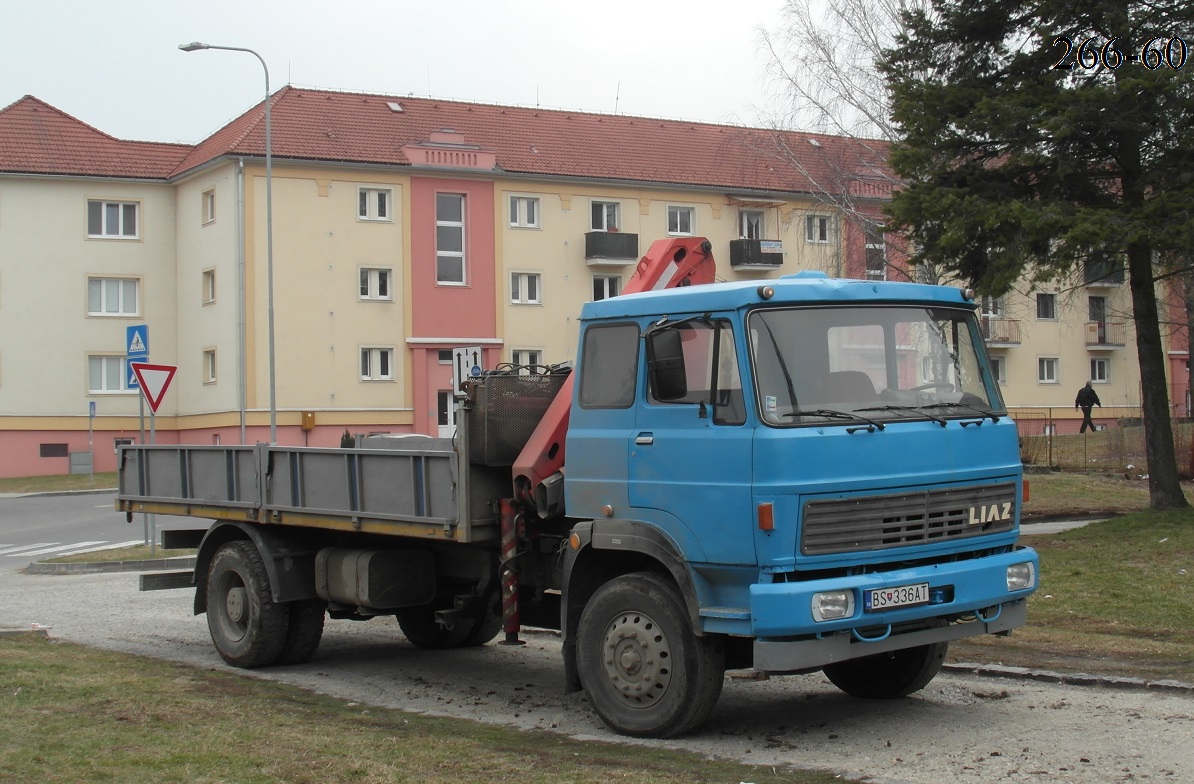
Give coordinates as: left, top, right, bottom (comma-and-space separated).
629, 319, 755, 565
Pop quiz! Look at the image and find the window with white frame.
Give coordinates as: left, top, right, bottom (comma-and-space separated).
667, 206, 694, 235
739, 210, 763, 239
88, 355, 133, 393
87, 200, 138, 238
990, 356, 1006, 384
1036, 292, 1057, 320
437, 349, 453, 364
202, 189, 216, 225
512, 349, 542, 372
510, 272, 541, 304
359, 267, 393, 300
591, 201, 620, 232
509, 196, 540, 228
1090, 357, 1109, 383
593, 274, 621, 301
87, 277, 139, 316
202, 269, 216, 305
360, 347, 395, 380
358, 188, 391, 221
805, 215, 830, 243
1038, 357, 1059, 383
203, 348, 217, 383
436, 193, 466, 284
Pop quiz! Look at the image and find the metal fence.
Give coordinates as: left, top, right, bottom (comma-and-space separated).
1010, 406, 1194, 476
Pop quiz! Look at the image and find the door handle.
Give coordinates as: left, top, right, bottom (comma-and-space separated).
635, 433, 654, 446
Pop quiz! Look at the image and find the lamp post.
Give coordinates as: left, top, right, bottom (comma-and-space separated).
180, 41, 277, 443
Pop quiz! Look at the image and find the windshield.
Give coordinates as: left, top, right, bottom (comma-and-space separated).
748, 305, 1003, 427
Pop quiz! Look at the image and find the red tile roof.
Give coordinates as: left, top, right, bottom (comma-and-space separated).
0, 96, 190, 178
1, 88, 895, 198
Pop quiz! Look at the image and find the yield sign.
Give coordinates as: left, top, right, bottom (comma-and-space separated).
130, 362, 177, 414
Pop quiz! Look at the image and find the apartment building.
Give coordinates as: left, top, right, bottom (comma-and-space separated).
0, 89, 1180, 478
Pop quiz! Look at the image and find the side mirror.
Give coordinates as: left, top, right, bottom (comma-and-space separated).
647, 328, 688, 401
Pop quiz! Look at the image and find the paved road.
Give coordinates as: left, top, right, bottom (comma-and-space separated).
2, 567, 1191, 784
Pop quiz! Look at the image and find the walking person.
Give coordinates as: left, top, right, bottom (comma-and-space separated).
1075, 380, 1101, 433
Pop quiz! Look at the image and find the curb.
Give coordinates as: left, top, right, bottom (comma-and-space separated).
0, 487, 118, 499
25, 556, 196, 575
944, 661, 1194, 696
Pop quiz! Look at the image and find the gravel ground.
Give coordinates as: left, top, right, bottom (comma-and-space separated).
3, 569, 1192, 784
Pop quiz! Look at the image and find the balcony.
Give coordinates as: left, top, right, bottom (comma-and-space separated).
729, 239, 784, 270
1086, 320, 1126, 348
585, 231, 639, 265
981, 317, 1022, 346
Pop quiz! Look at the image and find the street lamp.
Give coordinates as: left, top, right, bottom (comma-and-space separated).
180, 41, 277, 443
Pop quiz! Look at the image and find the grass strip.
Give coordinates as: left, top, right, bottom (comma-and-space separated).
0, 636, 845, 784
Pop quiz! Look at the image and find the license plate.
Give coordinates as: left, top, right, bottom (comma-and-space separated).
864, 582, 930, 612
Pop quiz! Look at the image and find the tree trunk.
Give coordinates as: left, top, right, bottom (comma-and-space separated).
1127, 242, 1189, 510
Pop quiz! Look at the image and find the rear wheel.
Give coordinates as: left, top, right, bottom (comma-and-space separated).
275, 598, 327, 665
206, 541, 289, 668
576, 572, 724, 738
823, 641, 948, 698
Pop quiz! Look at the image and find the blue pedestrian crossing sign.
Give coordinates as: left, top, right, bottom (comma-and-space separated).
127, 359, 141, 389
126, 325, 148, 359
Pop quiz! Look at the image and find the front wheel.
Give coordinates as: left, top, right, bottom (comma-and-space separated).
205, 541, 290, 668
576, 572, 724, 738
823, 641, 948, 698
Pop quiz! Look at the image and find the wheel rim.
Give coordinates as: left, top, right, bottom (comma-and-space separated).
217, 571, 249, 641
599, 611, 672, 708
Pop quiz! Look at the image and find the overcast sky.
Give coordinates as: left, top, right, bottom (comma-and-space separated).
2, 0, 790, 145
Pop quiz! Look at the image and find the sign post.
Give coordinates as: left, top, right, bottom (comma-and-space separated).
126, 326, 150, 548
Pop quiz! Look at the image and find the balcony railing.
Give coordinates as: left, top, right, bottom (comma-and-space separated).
981, 317, 1021, 345
585, 231, 638, 264
1086, 320, 1126, 348
729, 239, 784, 270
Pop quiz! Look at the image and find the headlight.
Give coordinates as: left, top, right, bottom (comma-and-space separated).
1007, 562, 1036, 591
812, 590, 855, 622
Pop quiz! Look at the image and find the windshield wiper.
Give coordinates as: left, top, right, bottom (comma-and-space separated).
784, 408, 885, 433
855, 404, 947, 428
919, 402, 1001, 423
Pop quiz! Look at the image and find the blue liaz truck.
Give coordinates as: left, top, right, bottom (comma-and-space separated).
118, 237, 1038, 738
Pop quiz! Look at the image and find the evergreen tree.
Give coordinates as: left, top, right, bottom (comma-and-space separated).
882, 0, 1194, 509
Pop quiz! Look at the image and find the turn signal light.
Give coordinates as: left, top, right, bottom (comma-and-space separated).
757, 502, 774, 532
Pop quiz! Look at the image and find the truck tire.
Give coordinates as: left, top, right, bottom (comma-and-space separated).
206, 541, 290, 668
397, 591, 502, 649
823, 641, 949, 698
275, 598, 327, 665
575, 572, 724, 738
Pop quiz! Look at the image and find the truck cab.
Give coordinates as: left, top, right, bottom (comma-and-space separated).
560, 271, 1038, 736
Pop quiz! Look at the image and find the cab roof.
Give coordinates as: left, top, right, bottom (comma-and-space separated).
579, 272, 976, 322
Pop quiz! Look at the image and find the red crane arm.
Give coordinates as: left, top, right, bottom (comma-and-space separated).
510, 237, 716, 511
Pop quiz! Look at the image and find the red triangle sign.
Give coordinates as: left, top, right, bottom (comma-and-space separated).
130, 362, 177, 414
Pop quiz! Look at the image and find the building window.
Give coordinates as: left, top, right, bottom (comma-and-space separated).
864, 222, 886, 280
360, 347, 395, 380
359, 188, 391, 221
512, 349, 542, 371
1036, 292, 1057, 320
203, 348, 217, 383
805, 215, 830, 243
667, 206, 694, 235
593, 275, 621, 301
990, 356, 1006, 384
202, 189, 216, 225
359, 267, 393, 300
511, 272, 541, 304
1038, 357, 1059, 384
114, 437, 134, 454
591, 201, 620, 232
436, 193, 466, 285
437, 349, 453, 364
88, 355, 133, 393
740, 210, 763, 239
202, 269, 216, 305
87, 277, 139, 316
509, 196, 540, 228
1090, 357, 1110, 383
87, 200, 138, 238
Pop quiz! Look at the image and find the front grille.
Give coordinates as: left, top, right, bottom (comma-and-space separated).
801, 483, 1017, 555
